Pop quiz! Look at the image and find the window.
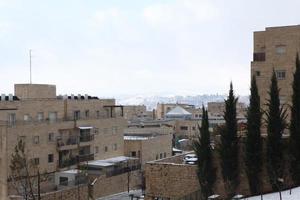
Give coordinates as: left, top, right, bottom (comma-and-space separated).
24, 114, 30, 121
48, 133, 54, 142
73, 110, 80, 120
164, 152, 167, 158
85, 110, 89, 118
112, 126, 118, 134
253, 52, 265, 61
192, 127, 196, 131
59, 177, 68, 186
48, 154, 54, 163
131, 151, 136, 157
37, 112, 44, 122
95, 146, 99, 153
113, 143, 117, 151
160, 153, 163, 159
276, 45, 286, 54
255, 71, 261, 76
33, 158, 39, 165
180, 126, 188, 130
104, 146, 108, 152
276, 70, 286, 80
156, 154, 159, 160
48, 112, 57, 123
33, 136, 39, 144
8, 113, 16, 126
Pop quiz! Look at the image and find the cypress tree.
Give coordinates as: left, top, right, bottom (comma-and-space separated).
245, 75, 263, 194
289, 54, 300, 184
265, 70, 287, 190
219, 82, 239, 198
193, 106, 216, 199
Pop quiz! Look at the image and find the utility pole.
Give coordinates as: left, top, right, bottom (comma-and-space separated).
29, 49, 32, 84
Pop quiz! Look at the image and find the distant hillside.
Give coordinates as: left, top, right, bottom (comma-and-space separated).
116, 94, 249, 110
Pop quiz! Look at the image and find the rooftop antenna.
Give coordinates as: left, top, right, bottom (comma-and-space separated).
29, 49, 32, 84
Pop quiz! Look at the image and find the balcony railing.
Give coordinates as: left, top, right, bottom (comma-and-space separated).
80, 135, 94, 142
78, 153, 94, 162
57, 137, 78, 148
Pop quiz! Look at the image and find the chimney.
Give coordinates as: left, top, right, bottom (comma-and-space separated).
1, 94, 5, 101
84, 94, 88, 100
8, 94, 13, 101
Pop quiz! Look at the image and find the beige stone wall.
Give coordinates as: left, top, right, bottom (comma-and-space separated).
145, 162, 199, 200
174, 119, 200, 139
123, 105, 148, 120
207, 102, 247, 117
251, 25, 300, 120
14, 84, 56, 100
90, 170, 142, 199
9, 184, 88, 200
124, 134, 173, 165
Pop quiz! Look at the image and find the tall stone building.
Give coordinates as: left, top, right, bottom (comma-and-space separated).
0, 84, 127, 199
251, 25, 300, 118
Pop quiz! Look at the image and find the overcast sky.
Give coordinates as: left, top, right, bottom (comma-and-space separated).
1, 0, 300, 97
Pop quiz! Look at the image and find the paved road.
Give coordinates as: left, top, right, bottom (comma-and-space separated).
96, 190, 144, 200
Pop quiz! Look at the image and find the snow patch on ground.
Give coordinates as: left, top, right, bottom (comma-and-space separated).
245, 187, 300, 200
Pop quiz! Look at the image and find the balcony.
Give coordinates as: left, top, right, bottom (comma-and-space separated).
78, 153, 94, 162
57, 137, 78, 151
79, 134, 94, 142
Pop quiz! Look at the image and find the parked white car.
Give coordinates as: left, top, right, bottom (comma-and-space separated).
183, 154, 197, 165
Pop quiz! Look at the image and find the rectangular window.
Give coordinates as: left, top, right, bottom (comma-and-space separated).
48, 112, 57, 123
131, 151, 136, 157
104, 146, 108, 152
112, 126, 118, 134
156, 154, 159, 160
276, 45, 286, 54
8, 113, 16, 126
48, 133, 54, 142
180, 126, 188, 130
73, 110, 80, 120
37, 112, 44, 122
33, 136, 39, 144
95, 146, 99, 153
276, 70, 286, 80
113, 143, 117, 151
255, 71, 261, 76
160, 153, 163, 159
164, 152, 167, 158
48, 154, 54, 163
24, 114, 30, 121
33, 158, 39, 165
85, 110, 89, 118
59, 177, 68, 186
253, 52, 266, 61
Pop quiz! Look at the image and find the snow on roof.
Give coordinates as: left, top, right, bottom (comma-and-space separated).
59, 169, 80, 174
124, 135, 153, 140
166, 106, 192, 116
87, 156, 137, 168
78, 126, 93, 129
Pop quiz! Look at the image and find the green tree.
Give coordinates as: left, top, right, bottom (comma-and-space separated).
265, 70, 287, 190
289, 54, 300, 184
219, 82, 239, 198
245, 75, 263, 195
193, 106, 216, 199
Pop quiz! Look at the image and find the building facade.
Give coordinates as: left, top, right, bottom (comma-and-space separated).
251, 25, 300, 118
0, 84, 127, 199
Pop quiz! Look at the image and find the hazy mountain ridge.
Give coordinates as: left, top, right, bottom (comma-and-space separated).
117, 95, 249, 110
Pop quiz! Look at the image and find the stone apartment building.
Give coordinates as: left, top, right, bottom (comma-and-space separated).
251, 25, 300, 118
122, 105, 153, 121
0, 84, 127, 199
207, 102, 247, 118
